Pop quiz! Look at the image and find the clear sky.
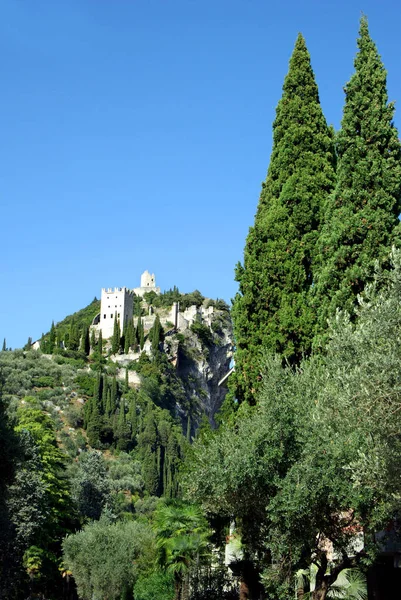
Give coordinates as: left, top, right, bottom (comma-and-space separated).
2, 0, 401, 349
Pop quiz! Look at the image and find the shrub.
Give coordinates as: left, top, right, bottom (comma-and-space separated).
190, 322, 213, 347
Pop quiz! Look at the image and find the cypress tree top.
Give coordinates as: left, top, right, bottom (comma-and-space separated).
314, 17, 401, 335
230, 34, 335, 405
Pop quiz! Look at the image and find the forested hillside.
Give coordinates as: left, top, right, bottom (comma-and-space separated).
0, 288, 232, 600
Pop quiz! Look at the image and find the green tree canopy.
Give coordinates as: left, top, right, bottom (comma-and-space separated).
154, 500, 210, 600
231, 33, 336, 406
70, 450, 112, 521
313, 17, 401, 342
63, 517, 156, 600
185, 250, 401, 600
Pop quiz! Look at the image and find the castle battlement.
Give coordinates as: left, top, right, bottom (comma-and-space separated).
101, 287, 135, 295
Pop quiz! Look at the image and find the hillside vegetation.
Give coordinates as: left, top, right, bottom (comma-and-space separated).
2, 17, 401, 600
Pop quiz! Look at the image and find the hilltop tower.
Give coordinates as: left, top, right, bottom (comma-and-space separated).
133, 270, 161, 297
99, 287, 134, 339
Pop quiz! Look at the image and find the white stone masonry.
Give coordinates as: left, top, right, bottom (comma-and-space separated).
99, 287, 134, 339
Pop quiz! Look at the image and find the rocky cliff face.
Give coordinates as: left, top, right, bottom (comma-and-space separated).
163, 307, 233, 427
110, 302, 233, 429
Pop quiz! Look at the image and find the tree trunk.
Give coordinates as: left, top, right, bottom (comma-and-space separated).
296, 573, 310, 599
182, 573, 190, 600
174, 574, 182, 600
239, 561, 263, 600
312, 581, 329, 600
239, 576, 250, 600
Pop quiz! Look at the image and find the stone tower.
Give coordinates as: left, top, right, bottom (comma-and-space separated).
141, 270, 156, 288
133, 270, 161, 297
99, 287, 134, 339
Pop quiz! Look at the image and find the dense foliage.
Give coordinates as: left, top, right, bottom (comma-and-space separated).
313, 17, 401, 343
63, 517, 156, 600
185, 251, 401, 600
0, 286, 229, 599
230, 33, 336, 406
40, 298, 100, 355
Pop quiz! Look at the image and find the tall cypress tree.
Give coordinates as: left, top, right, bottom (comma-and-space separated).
111, 314, 120, 355
94, 372, 104, 412
313, 17, 401, 339
111, 376, 118, 415
128, 397, 138, 443
231, 34, 336, 405
116, 400, 129, 451
48, 321, 56, 353
68, 319, 79, 351
124, 319, 134, 354
138, 413, 159, 495
105, 387, 112, 418
150, 315, 162, 355
86, 397, 102, 448
136, 317, 145, 350
80, 326, 90, 356
23, 336, 32, 351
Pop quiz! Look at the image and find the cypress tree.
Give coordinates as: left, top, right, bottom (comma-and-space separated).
133, 321, 139, 352
128, 397, 138, 442
124, 319, 134, 354
111, 376, 118, 414
124, 322, 129, 354
49, 321, 56, 353
116, 401, 129, 451
137, 317, 145, 350
23, 336, 32, 351
63, 331, 69, 349
80, 325, 90, 355
86, 375, 105, 447
2, 339, 6, 352
313, 17, 401, 337
92, 371, 104, 415
101, 375, 109, 414
121, 321, 126, 355
150, 315, 162, 354
86, 397, 102, 448
129, 319, 135, 347
111, 314, 120, 355
97, 330, 103, 360
56, 332, 62, 350
231, 34, 336, 405
105, 386, 112, 418
69, 319, 79, 351
139, 413, 159, 495
40, 332, 48, 354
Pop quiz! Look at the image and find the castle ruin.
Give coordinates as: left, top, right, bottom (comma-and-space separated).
96, 271, 160, 339
133, 270, 161, 297
94, 271, 216, 348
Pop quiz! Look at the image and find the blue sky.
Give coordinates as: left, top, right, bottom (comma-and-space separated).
2, 0, 401, 348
